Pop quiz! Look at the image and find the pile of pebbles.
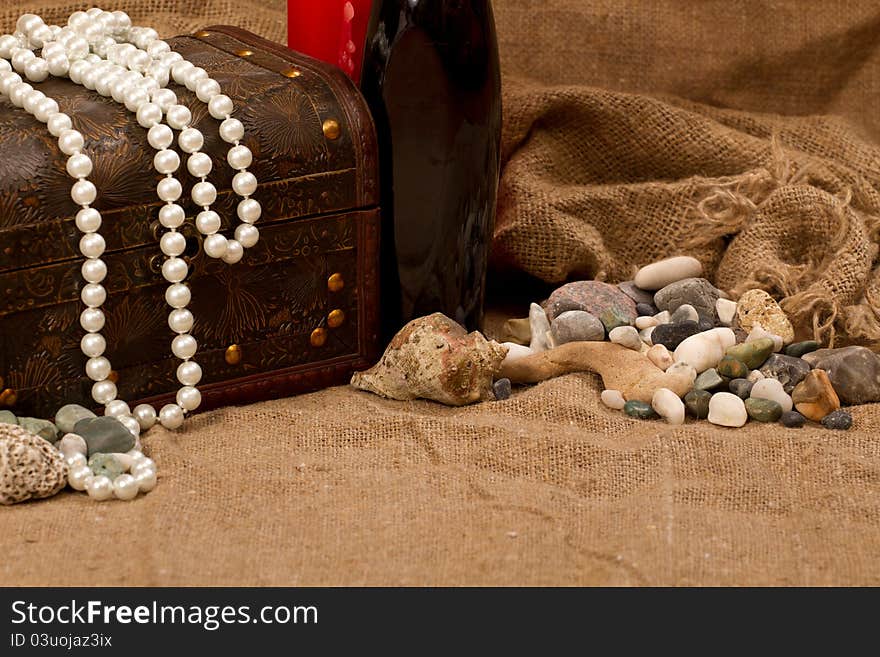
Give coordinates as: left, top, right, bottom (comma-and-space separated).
499, 256, 880, 429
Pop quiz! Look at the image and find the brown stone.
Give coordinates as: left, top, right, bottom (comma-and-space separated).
499, 317, 531, 346
791, 369, 840, 421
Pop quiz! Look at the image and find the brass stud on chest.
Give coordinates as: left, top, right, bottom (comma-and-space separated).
322, 119, 341, 140
225, 344, 242, 365
310, 328, 327, 347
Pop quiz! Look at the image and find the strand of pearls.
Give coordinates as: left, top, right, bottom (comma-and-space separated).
0, 9, 263, 497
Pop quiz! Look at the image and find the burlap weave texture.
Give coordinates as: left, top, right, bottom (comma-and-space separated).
1, 1, 879, 586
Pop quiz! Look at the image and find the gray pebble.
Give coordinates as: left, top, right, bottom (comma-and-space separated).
618, 281, 656, 307
493, 378, 512, 401
780, 411, 806, 428
636, 303, 656, 317
759, 353, 811, 394
74, 416, 136, 456
55, 404, 97, 434
653, 277, 722, 323
729, 378, 754, 399
17, 417, 59, 443
694, 368, 727, 391
549, 310, 605, 345
821, 409, 853, 430
670, 304, 699, 323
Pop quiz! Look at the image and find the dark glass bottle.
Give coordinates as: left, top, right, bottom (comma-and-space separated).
360, 0, 502, 337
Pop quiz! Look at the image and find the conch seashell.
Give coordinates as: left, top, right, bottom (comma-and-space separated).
0, 423, 68, 505
351, 313, 507, 406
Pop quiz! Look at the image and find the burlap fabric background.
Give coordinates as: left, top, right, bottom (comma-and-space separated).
2, 1, 880, 586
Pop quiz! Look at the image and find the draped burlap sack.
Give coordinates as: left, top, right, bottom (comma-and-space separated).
2, 1, 880, 587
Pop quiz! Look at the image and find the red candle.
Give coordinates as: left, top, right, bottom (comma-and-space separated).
287, 0, 374, 82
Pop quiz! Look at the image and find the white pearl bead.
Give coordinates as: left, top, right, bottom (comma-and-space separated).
219, 117, 244, 143
176, 386, 202, 411
133, 404, 157, 430
94, 69, 121, 97
68, 465, 92, 491
86, 474, 114, 500
153, 149, 180, 174
191, 181, 217, 207
109, 77, 132, 103
160, 230, 186, 256
146, 39, 171, 58
66, 36, 89, 60
235, 224, 259, 248
232, 171, 258, 196
113, 10, 132, 30
24, 57, 49, 83
187, 152, 212, 178
203, 233, 228, 259
156, 177, 182, 202
71, 180, 97, 206
46, 54, 70, 77
11, 49, 35, 73
178, 127, 203, 153
67, 10, 89, 29
147, 123, 173, 150
183, 66, 208, 90
0, 35, 20, 59
22, 89, 46, 116
80, 307, 105, 332
172, 334, 197, 359
150, 87, 177, 111
0, 72, 22, 96
123, 86, 150, 112
165, 283, 191, 308
81, 65, 102, 91
47, 112, 72, 137
126, 49, 150, 73
81, 332, 106, 357
91, 379, 117, 405
159, 51, 183, 66
177, 360, 202, 386
237, 198, 261, 223
158, 202, 185, 228
79, 232, 105, 258
136, 102, 162, 128
227, 145, 253, 170
208, 94, 234, 120
42, 42, 65, 58
105, 399, 131, 418
85, 356, 111, 381
0, 59, 9, 73
113, 473, 139, 500
195, 77, 221, 102
33, 97, 59, 123
117, 415, 141, 438
168, 308, 194, 333
17, 13, 43, 35
8, 82, 34, 107
108, 43, 134, 65
66, 453, 88, 469
159, 403, 184, 429
81, 257, 107, 283
161, 256, 188, 283
170, 59, 193, 84
29, 25, 53, 49
58, 129, 84, 155
222, 239, 244, 264
80, 282, 106, 307
66, 153, 93, 179
165, 104, 191, 130
195, 210, 221, 235
135, 468, 158, 492
145, 62, 170, 88
68, 59, 89, 84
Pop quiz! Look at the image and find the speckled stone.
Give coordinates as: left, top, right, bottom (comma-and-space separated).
780, 411, 806, 428
623, 399, 658, 420
544, 281, 637, 332
725, 338, 774, 370
734, 289, 795, 344
697, 318, 715, 332
758, 353, 811, 394
694, 368, 727, 391
821, 409, 853, 430
653, 277, 722, 323
650, 320, 701, 351
493, 378, 512, 401
0, 424, 68, 505
784, 340, 820, 358
729, 378, 753, 399
745, 397, 783, 422
88, 453, 125, 480
684, 389, 712, 419
717, 356, 749, 380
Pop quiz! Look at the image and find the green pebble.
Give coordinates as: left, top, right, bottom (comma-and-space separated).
74, 416, 136, 456
17, 417, 59, 442
55, 403, 97, 434
623, 400, 658, 420
88, 453, 125, 480
716, 356, 749, 380
599, 308, 632, 333
784, 340, 820, 358
694, 368, 727, 391
684, 389, 712, 419
0, 410, 17, 426
725, 338, 775, 369
744, 397, 783, 422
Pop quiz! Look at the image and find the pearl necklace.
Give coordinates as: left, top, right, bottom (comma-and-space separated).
0, 9, 262, 499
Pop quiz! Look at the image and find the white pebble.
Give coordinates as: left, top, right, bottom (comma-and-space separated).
635, 316, 658, 330
528, 303, 551, 352
634, 256, 703, 291
609, 325, 641, 350
653, 310, 671, 325
746, 323, 783, 352
647, 344, 674, 370
747, 369, 765, 383
708, 392, 748, 427
750, 378, 793, 413
666, 361, 697, 383
600, 389, 626, 410
639, 326, 655, 345
58, 433, 87, 459
501, 342, 533, 367
716, 298, 737, 326
673, 327, 735, 372
652, 388, 685, 425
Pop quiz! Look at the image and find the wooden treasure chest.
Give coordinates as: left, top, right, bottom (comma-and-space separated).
0, 26, 381, 419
